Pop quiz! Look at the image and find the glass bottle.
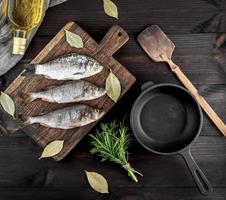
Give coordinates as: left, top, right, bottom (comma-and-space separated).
1, 0, 8, 17
7, 0, 45, 55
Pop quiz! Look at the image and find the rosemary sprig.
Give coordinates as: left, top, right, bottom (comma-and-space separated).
89, 121, 143, 182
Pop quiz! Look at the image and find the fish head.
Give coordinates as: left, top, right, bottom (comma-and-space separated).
92, 109, 105, 120
95, 87, 106, 97
86, 59, 104, 74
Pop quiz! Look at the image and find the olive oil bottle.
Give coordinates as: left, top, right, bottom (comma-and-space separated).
7, 0, 45, 55
1, 0, 8, 17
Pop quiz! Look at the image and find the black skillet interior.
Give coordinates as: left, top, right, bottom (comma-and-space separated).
131, 84, 202, 154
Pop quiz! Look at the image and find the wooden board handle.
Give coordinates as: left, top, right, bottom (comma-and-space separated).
168, 60, 226, 136
97, 25, 129, 56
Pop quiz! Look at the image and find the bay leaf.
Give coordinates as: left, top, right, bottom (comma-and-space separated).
39, 140, 64, 159
0, 91, 15, 117
103, 0, 118, 19
105, 71, 121, 102
85, 171, 109, 194
65, 30, 84, 48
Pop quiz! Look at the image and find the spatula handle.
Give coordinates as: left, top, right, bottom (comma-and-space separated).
168, 60, 226, 136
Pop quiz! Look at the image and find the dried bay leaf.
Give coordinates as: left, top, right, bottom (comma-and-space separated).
39, 140, 64, 159
105, 71, 121, 102
65, 30, 84, 48
0, 91, 15, 117
103, 0, 118, 19
85, 171, 109, 194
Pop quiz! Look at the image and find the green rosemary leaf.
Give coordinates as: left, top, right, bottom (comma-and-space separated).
89, 121, 143, 182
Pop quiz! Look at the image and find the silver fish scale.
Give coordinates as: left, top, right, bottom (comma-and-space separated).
29, 81, 106, 103
51, 54, 88, 65
35, 53, 103, 80
27, 104, 105, 129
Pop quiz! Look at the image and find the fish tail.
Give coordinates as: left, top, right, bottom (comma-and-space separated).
18, 115, 33, 127
20, 92, 36, 104
21, 64, 36, 76
22, 118, 32, 127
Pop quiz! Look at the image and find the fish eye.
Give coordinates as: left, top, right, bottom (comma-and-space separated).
95, 64, 102, 70
94, 109, 100, 114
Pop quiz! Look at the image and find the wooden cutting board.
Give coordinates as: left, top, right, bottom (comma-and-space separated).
5, 22, 136, 161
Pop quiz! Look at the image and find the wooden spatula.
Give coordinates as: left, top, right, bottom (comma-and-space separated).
138, 25, 226, 136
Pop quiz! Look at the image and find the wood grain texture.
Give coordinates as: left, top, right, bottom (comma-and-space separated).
0, 0, 226, 199
1, 188, 226, 200
0, 136, 225, 186
137, 25, 226, 136
4, 22, 135, 161
4, 33, 226, 85
34, 0, 226, 36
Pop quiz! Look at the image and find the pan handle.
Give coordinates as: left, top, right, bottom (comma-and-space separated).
141, 81, 154, 91
180, 149, 213, 195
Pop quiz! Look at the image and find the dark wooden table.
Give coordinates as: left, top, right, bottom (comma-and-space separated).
1, 0, 226, 199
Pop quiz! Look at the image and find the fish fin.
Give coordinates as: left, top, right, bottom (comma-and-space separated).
20, 92, 35, 104
21, 64, 36, 76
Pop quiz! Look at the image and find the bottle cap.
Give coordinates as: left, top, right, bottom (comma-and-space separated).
13, 37, 27, 55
